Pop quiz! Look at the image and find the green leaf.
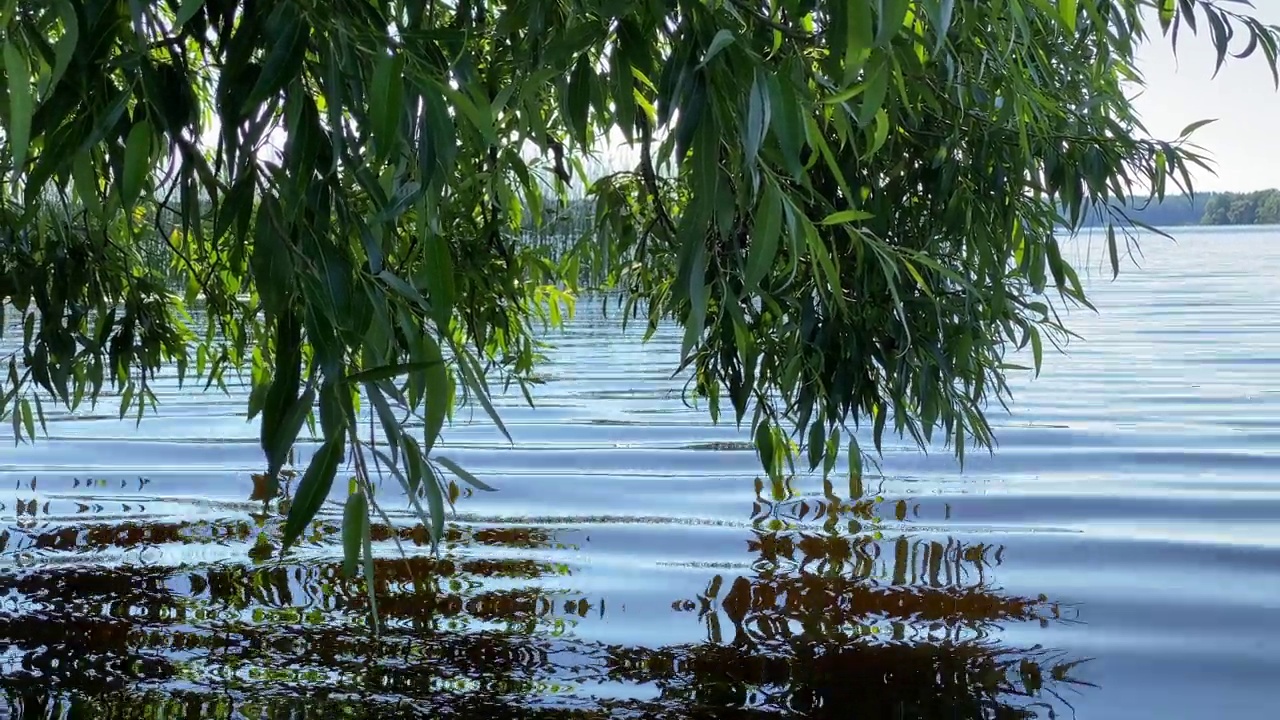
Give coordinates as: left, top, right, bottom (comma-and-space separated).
1059, 0, 1078, 33
344, 359, 443, 384
767, 72, 804, 178
261, 310, 307, 478
673, 72, 707, 162
845, 0, 873, 79
50, 0, 79, 91
1172, 117, 1213, 137
806, 418, 825, 472
72, 152, 102, 219
442, 84, 496, 147
377, 268, 429, 310
820, 209, 874, 225
1206, 10, 1229, 76
824, 426, 840, 478
246, 8, 309, 111
370, 51, 406, 163
435, 454, 497, 492
1177, 0, 1198, 34
11, 395, 21, 445
857, 58, 889, 127
416, 227, 455, 331
118, 384, 134, 419
281, 435, 344, 552
251, 197, 294, 316
455, 346, 511, 445
323, 39, 346, 172
419, 333, 449, 454
365, 381, 401, 466
848, 436, 863, 483
1107, 223, 1120, 279
928, 0, 957, 54
375, 442, 430, 532
754, 419, 775, 478
19, 398, 34, 441
121, 121, 153, 211
1029, 325, 1044, 377
743, 70, 770, 167
270, 382, 317, 477
397, 433, 426, 496
680, 242, 709, 360
567, 54, 593, 148
1158, 0, 1177, 33
876, 0, 912, 47
175, 0, 206, 27
745, 182, 782, 291
902, 259, 934, 299
372, 181, 423, 225
700, 29, 736, 68
3, 41, 29, 176
803, 218, 843, 300
399, 438, 450, 543
1236, 24, 1260, 61
867, 107, 890, 158
416, 457, 446, 546
341, 486, 368, 578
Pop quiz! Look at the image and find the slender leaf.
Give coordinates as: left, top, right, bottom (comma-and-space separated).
3, 41, 29, 175
281, 435, 344, 552
341, 486, 368, 578
435, 454, 497, 492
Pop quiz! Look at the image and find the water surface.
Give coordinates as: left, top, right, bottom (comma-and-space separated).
2, 227, 1279, 719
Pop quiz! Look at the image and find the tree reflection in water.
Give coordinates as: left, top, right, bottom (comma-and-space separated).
0, 479, 1093, 719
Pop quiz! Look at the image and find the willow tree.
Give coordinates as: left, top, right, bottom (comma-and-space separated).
0, 1, 1274, 568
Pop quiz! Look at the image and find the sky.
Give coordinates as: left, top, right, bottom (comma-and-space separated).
1134, 4, 1280, 192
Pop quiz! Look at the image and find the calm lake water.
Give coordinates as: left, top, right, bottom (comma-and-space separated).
2, 227, 1279, 719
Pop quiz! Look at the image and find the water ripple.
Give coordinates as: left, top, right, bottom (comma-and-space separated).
2, 230, 1280, 718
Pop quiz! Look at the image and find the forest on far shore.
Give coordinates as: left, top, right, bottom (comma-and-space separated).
1078, 189, 1280, 227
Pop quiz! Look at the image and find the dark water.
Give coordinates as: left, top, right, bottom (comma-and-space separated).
3, 227, 1279, 719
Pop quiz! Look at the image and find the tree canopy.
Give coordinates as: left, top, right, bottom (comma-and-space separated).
1201, 189, 1280, 225
1, 0, 1277, 593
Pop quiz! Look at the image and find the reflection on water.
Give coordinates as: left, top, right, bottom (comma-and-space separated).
0, 481, 1086, 719
5, 230, 1280, 718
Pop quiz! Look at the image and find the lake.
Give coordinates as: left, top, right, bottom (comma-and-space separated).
2, 226, 1278, 719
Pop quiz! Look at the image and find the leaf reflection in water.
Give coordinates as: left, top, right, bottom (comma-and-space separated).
0, 479, 1092, 719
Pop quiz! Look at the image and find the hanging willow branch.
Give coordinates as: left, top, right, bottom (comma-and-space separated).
0, 0, 1275, 590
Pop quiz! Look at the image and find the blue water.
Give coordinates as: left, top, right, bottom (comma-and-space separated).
2, 226, 1279, 718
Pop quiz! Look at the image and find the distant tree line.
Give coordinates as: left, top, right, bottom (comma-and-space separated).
1074, 190, 1280, 228
1200, 190, 1280, 225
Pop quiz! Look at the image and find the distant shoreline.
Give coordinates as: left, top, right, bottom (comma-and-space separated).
1073, 189, 1280, 228
1078, 222, 1280, 229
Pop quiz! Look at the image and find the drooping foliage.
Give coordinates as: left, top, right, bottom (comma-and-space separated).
0, 0, 1276, 578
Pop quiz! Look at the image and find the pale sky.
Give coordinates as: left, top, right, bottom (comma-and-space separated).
1134, 4, 1280, 192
